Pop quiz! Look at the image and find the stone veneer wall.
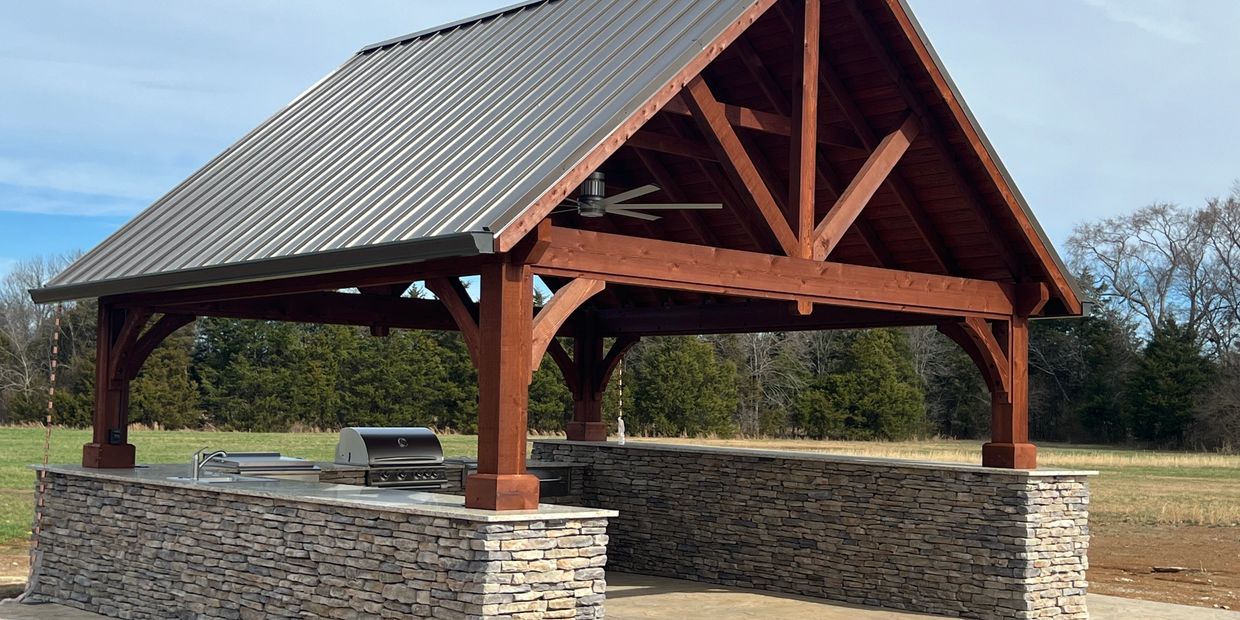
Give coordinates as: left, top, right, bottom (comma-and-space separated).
29, 472, 609, 619
533, 441, 1092, 620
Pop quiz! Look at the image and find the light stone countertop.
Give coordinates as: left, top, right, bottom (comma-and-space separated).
534, 440, 1098, 477
32, 463, 617, 523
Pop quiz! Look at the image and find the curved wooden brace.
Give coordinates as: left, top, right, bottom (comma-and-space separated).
937, 318, 1009, 395
122, 314, 196, 381
595, 335, 640, 395
108, 309, 153, 384
425, 277, 481, 366
530, 278, 605, 371
545, 338, 578, 394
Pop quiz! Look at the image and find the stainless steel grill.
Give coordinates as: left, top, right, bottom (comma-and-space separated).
334, 427, 447, 490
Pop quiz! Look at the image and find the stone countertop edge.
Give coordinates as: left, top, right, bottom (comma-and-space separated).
533, 440, 1099, 477
30, 464, 617, 523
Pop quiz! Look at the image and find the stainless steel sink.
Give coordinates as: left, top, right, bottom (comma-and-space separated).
166, 476, 240, 484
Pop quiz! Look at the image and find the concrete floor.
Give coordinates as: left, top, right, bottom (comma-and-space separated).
2, 574, 1238, 619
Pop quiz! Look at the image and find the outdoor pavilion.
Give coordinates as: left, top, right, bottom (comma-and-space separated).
31, 0, 1083, 511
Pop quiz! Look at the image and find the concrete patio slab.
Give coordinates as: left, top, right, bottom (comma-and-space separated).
3, 574, 1238, 619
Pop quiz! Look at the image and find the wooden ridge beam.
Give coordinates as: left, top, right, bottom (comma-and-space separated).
534, 227, 1014, 319
531, 278, 606, 371
683, 76, 800, 257
812, 114, 920, 260
425, 278, 482, 365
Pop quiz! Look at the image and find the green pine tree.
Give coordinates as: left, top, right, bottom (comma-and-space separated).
1128, 319, 1212, 446
630, 336, 738, 437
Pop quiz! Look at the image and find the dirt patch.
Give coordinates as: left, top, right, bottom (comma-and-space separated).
1090, 523, 1240, 610
0, 542, 28, 588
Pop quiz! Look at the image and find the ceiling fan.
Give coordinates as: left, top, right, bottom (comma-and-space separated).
556, 172, 723, 221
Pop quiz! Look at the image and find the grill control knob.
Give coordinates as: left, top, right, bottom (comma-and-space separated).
379, 472, 392, 482
398, 472, 409, 481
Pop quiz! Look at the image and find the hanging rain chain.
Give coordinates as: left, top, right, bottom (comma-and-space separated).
22, 302, 62, 600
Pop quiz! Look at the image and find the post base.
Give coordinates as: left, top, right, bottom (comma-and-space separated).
82, 443, 136, 468
565, 421, 609, 442
982, 442, 1037, 469
465, 473, 540, 510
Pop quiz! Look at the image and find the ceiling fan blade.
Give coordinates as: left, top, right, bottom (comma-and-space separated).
597, 184, 660, 207
608, 203, 724, 211
606, 208, 662, 221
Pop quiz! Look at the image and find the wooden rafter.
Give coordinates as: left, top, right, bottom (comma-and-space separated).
683, 76, 799, 257
534, 227, 1015, 319
661, 99, 864, 153
425, 277, 482, 365
812, 114, 920, 260
531, 278, 605, 371
627, 130, 717, 162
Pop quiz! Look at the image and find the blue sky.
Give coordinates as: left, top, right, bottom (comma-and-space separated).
2, 0, 1237, 277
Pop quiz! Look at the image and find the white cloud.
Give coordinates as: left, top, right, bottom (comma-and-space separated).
1082, 0, 1200, 44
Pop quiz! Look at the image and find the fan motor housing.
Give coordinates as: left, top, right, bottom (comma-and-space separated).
579, 172, 607, 217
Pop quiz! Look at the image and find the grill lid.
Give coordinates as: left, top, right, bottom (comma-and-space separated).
335, 427, 443, 467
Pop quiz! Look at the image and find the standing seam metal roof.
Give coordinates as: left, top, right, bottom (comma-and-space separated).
37, 0, 756, 302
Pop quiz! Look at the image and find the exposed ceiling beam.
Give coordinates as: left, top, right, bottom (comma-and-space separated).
136, 292, 459, 331
534, 227, 1015, 319
425, 277, 482, 365
531, 278, 605, 371
596, 301, 941, 336
627, 130, 718, 162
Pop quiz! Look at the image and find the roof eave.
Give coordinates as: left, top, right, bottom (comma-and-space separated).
29, 232, 494, 305
889, 0, 1085, 317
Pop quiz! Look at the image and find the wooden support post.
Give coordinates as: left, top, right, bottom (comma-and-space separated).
566, 322, 608, 442
791, 0, 820, 315
83, 303, 143, 468
465, 260, 541, 510
982, 317, 1036, 468
942, 315, 1036, 469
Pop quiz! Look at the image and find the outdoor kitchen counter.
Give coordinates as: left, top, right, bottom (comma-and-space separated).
31, 463, 616, 523
27, 463, 616, 618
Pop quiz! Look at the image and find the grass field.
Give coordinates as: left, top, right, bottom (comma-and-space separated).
1, 428, 1237, 542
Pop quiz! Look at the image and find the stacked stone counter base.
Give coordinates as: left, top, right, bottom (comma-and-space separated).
533, 440, 1094, 620
27, 466, 613, 619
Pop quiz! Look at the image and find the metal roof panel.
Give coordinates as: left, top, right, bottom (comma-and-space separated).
39, 0, 755, 301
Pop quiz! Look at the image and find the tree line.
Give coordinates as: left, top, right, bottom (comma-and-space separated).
1, 186, 1237, 450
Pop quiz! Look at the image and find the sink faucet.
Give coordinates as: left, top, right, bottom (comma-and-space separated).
191, 447, 228, 481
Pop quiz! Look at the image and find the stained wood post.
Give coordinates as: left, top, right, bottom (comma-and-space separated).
82, 302, 137, 468
981, 317, 1037, 469
465, 260, 541, 510
566, 322, 607, 442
